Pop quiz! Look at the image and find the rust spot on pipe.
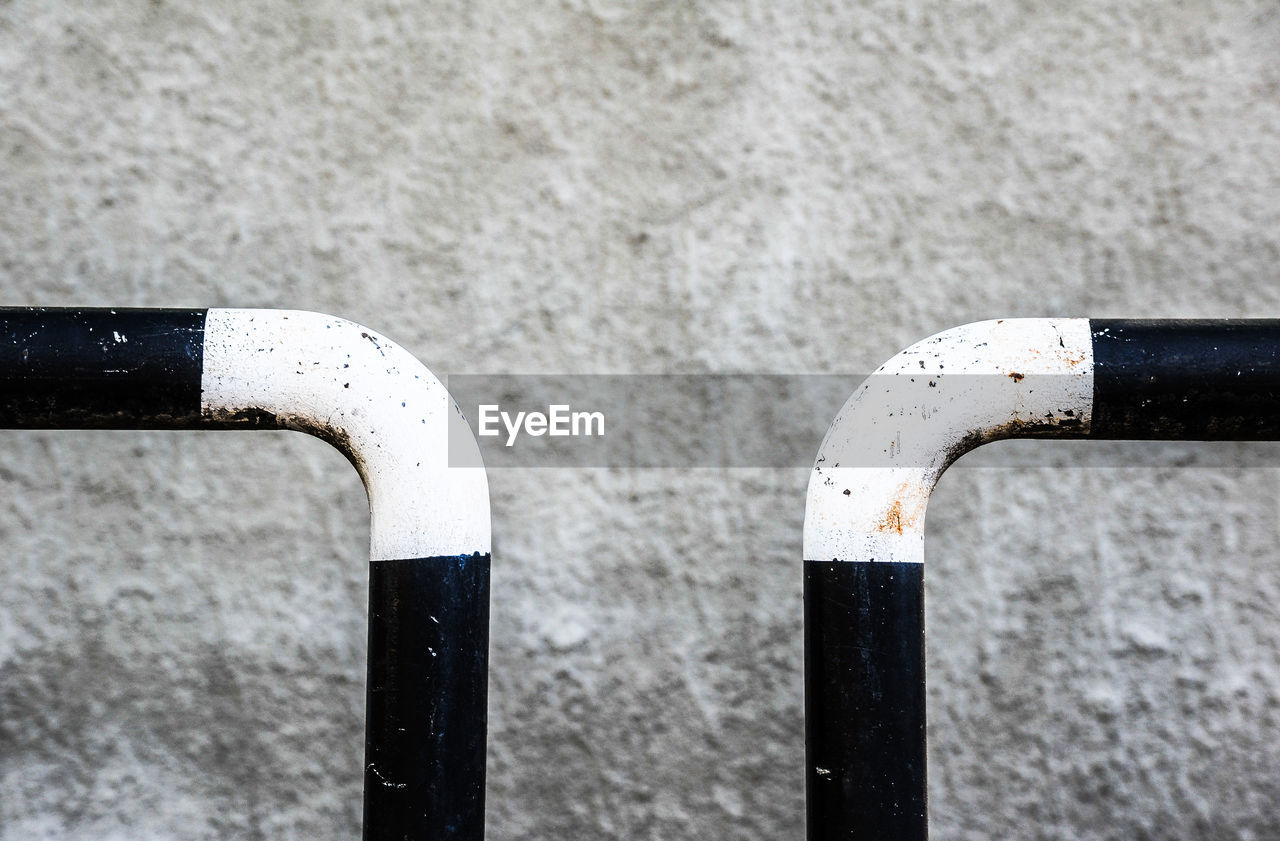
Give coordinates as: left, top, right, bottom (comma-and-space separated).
875, 481, 928, 535
878, 499, 907, 534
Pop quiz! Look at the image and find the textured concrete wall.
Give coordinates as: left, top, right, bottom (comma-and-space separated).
2, 2, 1280, 838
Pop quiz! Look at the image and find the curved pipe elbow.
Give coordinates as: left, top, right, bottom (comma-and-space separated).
804, 319, 1094, 564
201, 309, 490, 561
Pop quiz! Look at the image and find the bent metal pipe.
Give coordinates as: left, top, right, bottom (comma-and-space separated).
804, 318, 1280, 841
0, 307, 492, 841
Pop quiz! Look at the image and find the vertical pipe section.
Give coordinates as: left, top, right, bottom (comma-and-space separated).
805, 561, 926, 841
365, 554, 490, 841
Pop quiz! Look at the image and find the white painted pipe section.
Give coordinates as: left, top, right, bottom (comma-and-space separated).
201, 309, 491, 561
804, 319, 1094, 565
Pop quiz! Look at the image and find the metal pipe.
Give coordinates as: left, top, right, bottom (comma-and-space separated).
0, 307, 492, 840
804, 318, 1280, 840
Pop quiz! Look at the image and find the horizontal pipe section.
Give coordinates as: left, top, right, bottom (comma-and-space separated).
1091, 319, 1280, 440
0, 308, 205, 428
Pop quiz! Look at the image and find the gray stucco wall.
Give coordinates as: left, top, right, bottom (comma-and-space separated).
2, 2, 1280, 838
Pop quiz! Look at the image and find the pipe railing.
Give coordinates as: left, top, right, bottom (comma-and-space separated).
9, 311, 1277, 838
804, 318, 1280, 840
0, 307, 492, 841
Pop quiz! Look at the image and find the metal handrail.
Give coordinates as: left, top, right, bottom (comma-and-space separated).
0, 307, 492, 840
804, 318, 1280, 840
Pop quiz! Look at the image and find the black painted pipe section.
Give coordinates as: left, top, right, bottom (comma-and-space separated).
805, 561, 926, 841
0, 307, 206, 428
365, 554, 491, 841
1091, 319, 1280, 439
